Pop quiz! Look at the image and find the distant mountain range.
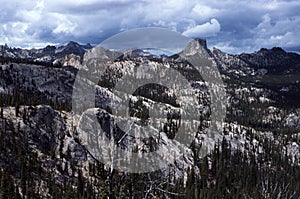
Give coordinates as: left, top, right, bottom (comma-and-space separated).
0, 41, 93, 63
1, 40, 299, 70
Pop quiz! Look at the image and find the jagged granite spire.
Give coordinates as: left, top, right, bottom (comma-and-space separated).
194, 38, 207, 49
179, 38, 209, 57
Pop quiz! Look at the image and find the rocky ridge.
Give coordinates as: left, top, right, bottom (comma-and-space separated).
0, 39, 300, 198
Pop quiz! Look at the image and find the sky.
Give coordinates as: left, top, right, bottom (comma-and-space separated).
0, 0, 300, 54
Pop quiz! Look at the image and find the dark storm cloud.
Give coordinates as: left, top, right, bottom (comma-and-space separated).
0, 0, 299, 53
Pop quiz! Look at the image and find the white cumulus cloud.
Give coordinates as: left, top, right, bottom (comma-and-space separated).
182, 19, 221, 37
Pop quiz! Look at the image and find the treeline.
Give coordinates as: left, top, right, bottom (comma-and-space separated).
0, 56, 62, 68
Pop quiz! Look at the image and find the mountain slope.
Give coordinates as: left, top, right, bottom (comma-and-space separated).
0, 39, 300, 198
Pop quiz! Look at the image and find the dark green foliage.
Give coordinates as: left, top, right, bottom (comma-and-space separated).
183, 139, 300, 199
133, 83, 180, 107
0, 56, 61, 68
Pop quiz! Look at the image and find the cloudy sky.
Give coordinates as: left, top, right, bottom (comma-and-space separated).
0, 0, 299, 54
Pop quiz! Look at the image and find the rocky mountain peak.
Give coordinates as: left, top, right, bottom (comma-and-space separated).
84, 43, 93, 49
194, 38, 207, 49
186, 38, 207, 50
42, 45, 56, 54
212, 47, 226, 55
67, 41, 78, 45
257, 47, 286, 54
56, 41, 86, 56
83, 46, 122, 65
179, 38, 209, 57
